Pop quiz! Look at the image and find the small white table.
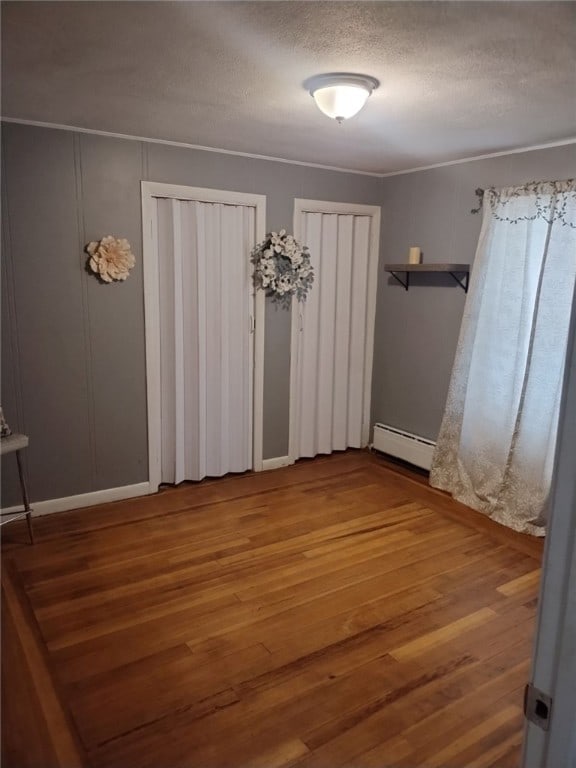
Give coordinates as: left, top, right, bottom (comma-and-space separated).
1, 434, 34, 543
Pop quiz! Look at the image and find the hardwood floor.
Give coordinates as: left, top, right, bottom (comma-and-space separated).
1, 451, 543, 768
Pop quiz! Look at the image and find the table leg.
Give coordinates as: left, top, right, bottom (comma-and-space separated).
15, 450, 34, 544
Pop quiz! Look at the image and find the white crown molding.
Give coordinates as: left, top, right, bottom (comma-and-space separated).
379, 138, 576, 178
2, 117, 575, 179
0, 117, 382, 178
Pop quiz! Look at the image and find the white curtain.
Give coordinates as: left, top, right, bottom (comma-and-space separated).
294, 212, 372, 458
156, 198, 255, 484
431, 180, 576, 536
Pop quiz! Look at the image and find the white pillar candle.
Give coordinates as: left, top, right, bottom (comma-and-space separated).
408, 246, 422, 264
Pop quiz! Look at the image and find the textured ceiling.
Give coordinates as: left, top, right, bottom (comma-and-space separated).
2, 1, 575, 173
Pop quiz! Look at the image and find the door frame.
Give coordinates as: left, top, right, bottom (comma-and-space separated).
141, 181, 266, 492
521, 284, 576, 768
288, 198, 381, 464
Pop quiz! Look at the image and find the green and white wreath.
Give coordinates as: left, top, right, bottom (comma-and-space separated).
251, 230, 314, 308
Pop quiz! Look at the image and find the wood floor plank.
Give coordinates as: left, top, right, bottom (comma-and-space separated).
1, 560, 86, 767
423, 704, 521, 767
389, 606, 497, 661
497, 569, 541, 596
1, 451, 542, 768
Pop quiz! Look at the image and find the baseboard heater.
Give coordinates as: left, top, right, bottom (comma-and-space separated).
372, 423, 436, 471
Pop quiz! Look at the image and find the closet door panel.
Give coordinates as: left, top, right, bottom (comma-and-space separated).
332, 215, 354, 451
293, 208, 375, 460
157, 197, 254, 483
157, 197, 177, 485
298, 212, 322, 458
171, 200, 186, 483
181, 201, 201, 481
194, 202, 208, 481
223, 204, 255, 472
204, 203, 224, 477
317, 215, 338, 455
348, 216, 371, 447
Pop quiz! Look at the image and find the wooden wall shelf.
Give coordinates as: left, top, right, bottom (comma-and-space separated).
384, 263, 470, 292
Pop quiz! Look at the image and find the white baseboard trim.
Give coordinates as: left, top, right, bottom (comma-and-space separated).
1, 481, 153, 517
261, 456, 294, 472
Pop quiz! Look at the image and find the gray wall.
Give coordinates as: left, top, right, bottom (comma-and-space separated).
1, 122, 380, 505
2, 121, 573, 507
371, 143, 576, 441
2, 126, 149, 506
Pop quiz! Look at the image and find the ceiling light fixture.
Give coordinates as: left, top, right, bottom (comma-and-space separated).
304, 73, 380, 123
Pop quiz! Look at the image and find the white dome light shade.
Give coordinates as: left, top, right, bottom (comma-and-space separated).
305, 73, 380, 123
313, 85, 370, 122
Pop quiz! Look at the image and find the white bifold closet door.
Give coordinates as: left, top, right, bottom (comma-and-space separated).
292, 211, 375, 459
156, 197, 255, 484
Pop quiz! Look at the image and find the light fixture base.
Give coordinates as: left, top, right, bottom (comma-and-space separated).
304, 73, 380, 95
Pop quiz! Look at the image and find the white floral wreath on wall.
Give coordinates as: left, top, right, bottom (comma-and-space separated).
251, 230, 314, 308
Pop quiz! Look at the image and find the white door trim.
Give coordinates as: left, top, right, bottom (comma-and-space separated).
521, 285, 576, 768
141, 182, 266, 492
288, 198, 381, 463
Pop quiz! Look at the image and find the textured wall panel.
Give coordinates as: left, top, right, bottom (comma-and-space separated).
1, 125, 92, 505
